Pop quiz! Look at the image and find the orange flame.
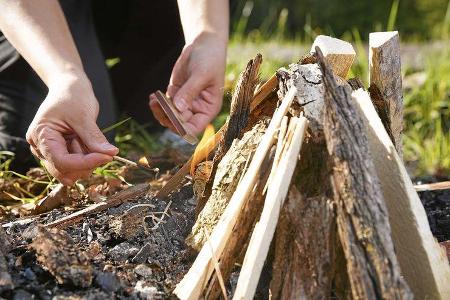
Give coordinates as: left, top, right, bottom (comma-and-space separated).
190, 124, 217, 176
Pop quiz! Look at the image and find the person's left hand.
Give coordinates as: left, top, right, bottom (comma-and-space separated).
149, 33, 227, 136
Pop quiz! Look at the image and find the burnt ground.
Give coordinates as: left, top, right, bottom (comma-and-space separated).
415, 176, 450, 242
0, 171, 449, 299
1, 181, 197, 300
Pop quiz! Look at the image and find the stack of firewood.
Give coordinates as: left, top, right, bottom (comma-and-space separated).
159, 33, 450, 299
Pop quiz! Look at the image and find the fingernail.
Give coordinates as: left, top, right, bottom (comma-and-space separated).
101, 143, 118, 152
174, 97, 188, 111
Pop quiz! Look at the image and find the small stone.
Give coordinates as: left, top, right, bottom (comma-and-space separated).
134, 280, 159, 300
134, 264, 152, 278
108, 242, 139, 261
95, 272, 121, 293
13, 289, 34, 300
23, 268, 37, 281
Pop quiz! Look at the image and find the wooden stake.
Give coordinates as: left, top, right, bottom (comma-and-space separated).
310, 35, 356, 78
317, 47, 412, 299
369, 31, 403, 156
233, 116, 308, 300
173, 87, 297, 300
352, 88, 450, 299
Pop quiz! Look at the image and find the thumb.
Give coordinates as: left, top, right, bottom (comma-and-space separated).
74, 121, 118, 155
173, 73, 208, 112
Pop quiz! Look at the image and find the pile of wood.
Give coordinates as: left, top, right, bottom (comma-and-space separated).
163, 33, 450, 299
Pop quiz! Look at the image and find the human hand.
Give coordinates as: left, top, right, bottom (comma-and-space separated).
149, 33, 227, 136
26, 72, 118, 185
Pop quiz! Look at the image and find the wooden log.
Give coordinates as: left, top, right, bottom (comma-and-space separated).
369, 31, 403, 156
317, 46, 412, 299
186, 120, 268, 250
0, 227, 13, 293
352, 88, 450, 299
173, 87, 297, 300
197, 54, 262, 214
233, 116, 308, 300
270, 40, 356, 298
310, 35, 356, 78
205, 145, 275, 300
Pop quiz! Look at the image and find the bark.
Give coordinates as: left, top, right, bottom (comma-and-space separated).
197, 54, 262, 214
205, 146, 275, 300
317, 47, 412, 299
270, 62, 336, 299
186, 120, 268, 251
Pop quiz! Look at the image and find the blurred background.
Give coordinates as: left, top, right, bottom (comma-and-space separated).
223, 0, 450, 177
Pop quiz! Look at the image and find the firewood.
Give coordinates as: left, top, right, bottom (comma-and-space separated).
0, 227, 13, 293
186, 119, 268, 250
369, 31, 403, 156
156, 71, 278, 201
45, 183, 149, 229
317, 46, 412, 299
310, 35, 356, 78
205, 145, 276, 300
174, 87, 297, 300
198, 54, 262, 214
233, 116, 308, 300
352, 88, 450, 299
270, 38, 356, 298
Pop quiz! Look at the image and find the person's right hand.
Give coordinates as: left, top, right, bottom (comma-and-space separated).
26, 72, 118, 185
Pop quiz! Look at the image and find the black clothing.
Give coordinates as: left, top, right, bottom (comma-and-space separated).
0, 0, 184, 171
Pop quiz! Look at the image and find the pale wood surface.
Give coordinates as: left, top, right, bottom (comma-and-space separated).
352, 88, 450, 299
233, 116, 308, 300
369, 31, 403, 156
173, 87, 297, 300
310, 35, 356, 78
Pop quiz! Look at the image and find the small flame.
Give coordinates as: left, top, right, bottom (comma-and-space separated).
138, 156, 150, 167
191, 124, 216, 176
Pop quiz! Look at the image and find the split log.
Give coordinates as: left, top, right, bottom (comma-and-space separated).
311, 35, 356, 78
174, 87, 297, 300
186, 119, 268, 250
318, 47, 412, 299
197, 54, 262, 214
352, 88, 450, 299
205, 145, 276, 300
270, 37, 356, 299
369, 31, 403, 155
233, 116, 308, 300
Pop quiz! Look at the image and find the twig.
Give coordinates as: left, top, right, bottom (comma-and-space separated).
414, 181, 450, 192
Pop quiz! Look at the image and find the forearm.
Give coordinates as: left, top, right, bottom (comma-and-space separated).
177, 0, 229, 45
0, 0, 85, 87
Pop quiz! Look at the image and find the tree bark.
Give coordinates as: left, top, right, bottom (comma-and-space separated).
317, 47, 412, 299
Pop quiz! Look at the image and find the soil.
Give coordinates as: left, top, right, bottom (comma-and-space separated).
415, 176, 450, 242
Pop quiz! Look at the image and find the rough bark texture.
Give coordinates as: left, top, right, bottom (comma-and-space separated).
369, 31, 403, 156
318, 47, 412, 299
205, 146, 275, 300
270, 62, 336, 299
186, 120, 268, 251
0, 227, 13, 293
30, 226, 93, 287
197, 55, 262, 214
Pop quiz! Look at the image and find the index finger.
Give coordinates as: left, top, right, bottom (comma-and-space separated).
37, 127, 113, 172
